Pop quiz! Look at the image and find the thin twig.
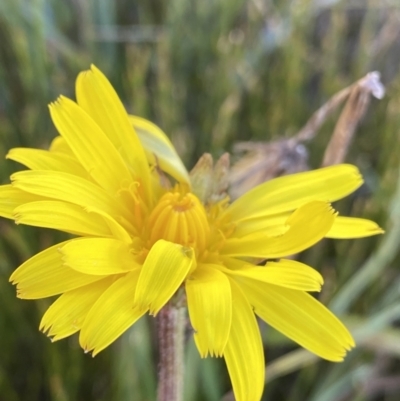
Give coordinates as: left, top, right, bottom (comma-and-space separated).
229, 72, 384, 198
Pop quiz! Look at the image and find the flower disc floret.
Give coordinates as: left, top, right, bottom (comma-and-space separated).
148, 190, 210, 253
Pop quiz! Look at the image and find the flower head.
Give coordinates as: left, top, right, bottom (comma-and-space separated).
1, 66, 383, 401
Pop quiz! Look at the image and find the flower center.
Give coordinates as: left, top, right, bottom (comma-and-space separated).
148, 191, 210, 253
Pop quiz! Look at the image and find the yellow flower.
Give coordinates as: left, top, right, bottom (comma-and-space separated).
1, 66, 383, 401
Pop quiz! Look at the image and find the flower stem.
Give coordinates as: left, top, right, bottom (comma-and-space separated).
157, 299, 186, 401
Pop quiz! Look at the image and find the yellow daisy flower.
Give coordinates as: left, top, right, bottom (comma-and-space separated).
1, 65, 383, 401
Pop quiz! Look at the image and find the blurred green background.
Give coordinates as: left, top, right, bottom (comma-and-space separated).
1, 0, 400, 400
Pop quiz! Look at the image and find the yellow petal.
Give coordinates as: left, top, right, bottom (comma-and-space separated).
224, 164, 362, 223
79, 269, 146, 355
40, 278, 112, 341
49, 136, 76, 157
129, 115, 190, 185
225, 259, 323, 292
9, 241, 106, 299
76, 65, 151, 200
0, 185, 44, 219
49, 96, 133, 195
7, 147, 88, 178
135, 240, 195, 315
11, 170, 132, 225
60, 238, 139, 275
224, 279, 264, 401
239, 278, 354, 361
222, 201, 335, 258
232, 211, 289, 239
327, 216, 384, 239
13, 201, 117, 238
186, 264, 232, 357
84, 205, 133, 243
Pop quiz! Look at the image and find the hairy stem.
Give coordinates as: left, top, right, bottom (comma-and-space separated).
157, 301, 186, 401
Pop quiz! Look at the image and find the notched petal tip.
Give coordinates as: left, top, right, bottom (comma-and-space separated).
80, 338, 106, 357
80, 342, 103, 358
147, 303, 162, 317
90, 63, 100, 73
48, 95, 67, 109
5, 149, 14, 160
194, 334, 225, 359
312, 280, 324, 293
77, 64, 105, 85
12, 211, 21, 223
329, 340, 355, 362
9, 271, 18, 284
79, 336, 96, 355
194, 335, 227, 359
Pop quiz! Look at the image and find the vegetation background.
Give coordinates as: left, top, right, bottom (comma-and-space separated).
1, 0, 400, 400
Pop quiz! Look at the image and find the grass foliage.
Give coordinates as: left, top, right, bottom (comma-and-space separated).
1, 0, 400, 400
